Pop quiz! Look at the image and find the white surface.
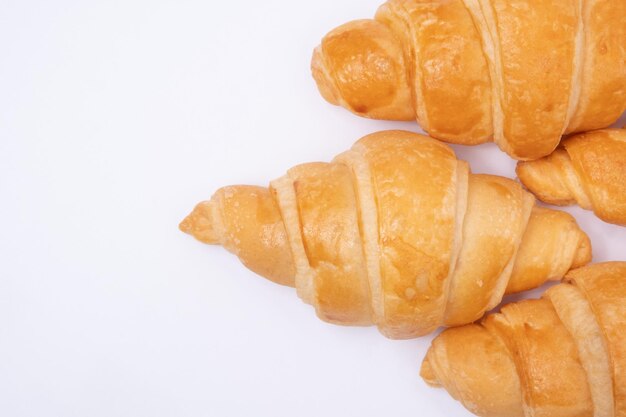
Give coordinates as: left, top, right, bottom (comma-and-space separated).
1, 1, 625, 416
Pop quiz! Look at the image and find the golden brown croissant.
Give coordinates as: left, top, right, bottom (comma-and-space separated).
517, 128, 626, 226
180, 131, 591, 339
421, 262, 626, 417
311, 0, 626, 160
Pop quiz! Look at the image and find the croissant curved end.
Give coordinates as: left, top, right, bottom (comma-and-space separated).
179, 201, 220, 245
572, 232, 592, 269
312, 19, 414, 121
419, 352, 440, 387
311, 46, 340, 106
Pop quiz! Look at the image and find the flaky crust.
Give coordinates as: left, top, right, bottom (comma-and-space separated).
287, 163, 372, 325
179, 186, 296, 287
506, 206, 592, 294
567, 263, 626, 417
422, 262, 626, 417
312, 20, 413, 121
443, 174, 532, 327
181, 131, 591, 339
517, 128, 626, 226
312, 0, 626, 160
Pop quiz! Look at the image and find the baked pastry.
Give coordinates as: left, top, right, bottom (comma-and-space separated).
311, 0, 626, 160
422, 261, 626, 417
180, 131, 591, 339
517, 128, 626, 226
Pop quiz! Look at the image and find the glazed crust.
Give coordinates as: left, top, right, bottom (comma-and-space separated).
351, 132, 464, 337
506, 206, 592, 294
567, 263, 626, 417
376, 0, 494, 144
179, 186, 296, 287
484, 299, 593, 417
517, 128, 626, 226
422, 262, 626, 417
312, 0, 626, 160
443, 174, 533, 327
421, 324, 524, 417
567, 0, 626, 133
484, 0, 578, 160
312, 20, 413, 121
181, 131, 591, 338
288, 163, 373, 325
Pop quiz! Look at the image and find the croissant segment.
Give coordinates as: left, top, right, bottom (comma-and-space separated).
517, 128, 626, 226
422, 262, 626, 417
312, 0, 626, 160
181, 131, 591, 339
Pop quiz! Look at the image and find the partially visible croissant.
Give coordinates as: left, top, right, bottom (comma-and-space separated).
180, 131, 591, 339
422, 262, 626, 417
311, 0, 626, 160
517, 128, 626, 226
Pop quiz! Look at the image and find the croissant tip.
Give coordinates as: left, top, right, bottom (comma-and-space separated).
178, 215, 193, 234
179, 201, 220, 244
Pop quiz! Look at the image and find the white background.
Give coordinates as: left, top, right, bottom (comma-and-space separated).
1, 1, 625, 416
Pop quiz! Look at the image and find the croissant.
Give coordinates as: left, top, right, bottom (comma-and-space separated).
421, 262, 626, 417
180, 131, 591, 339
517, 128, 626, 226
311, 0, 626, 160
